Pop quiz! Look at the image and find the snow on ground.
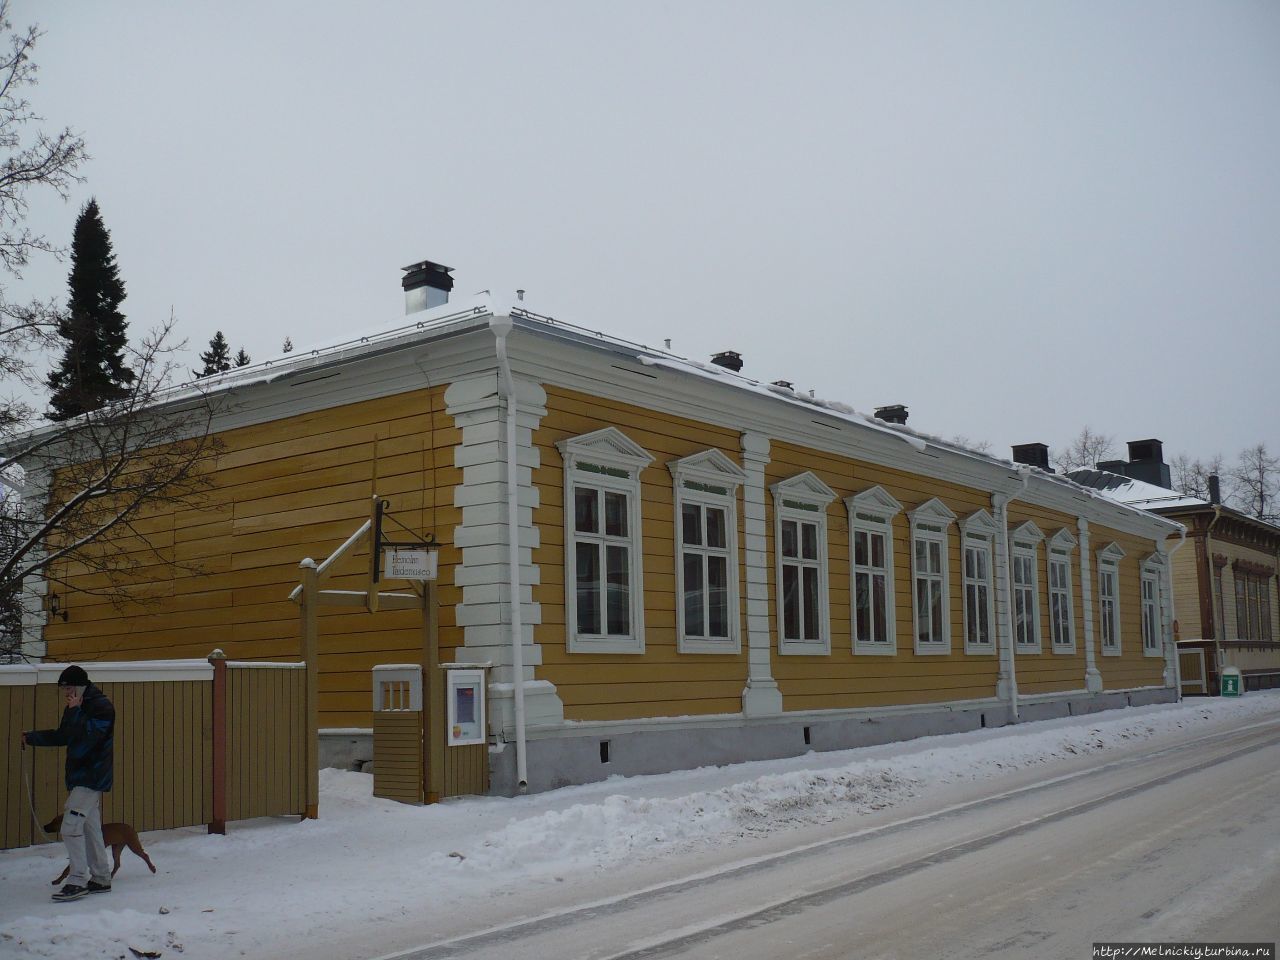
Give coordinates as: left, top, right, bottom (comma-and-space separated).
2, 693, 1278, 960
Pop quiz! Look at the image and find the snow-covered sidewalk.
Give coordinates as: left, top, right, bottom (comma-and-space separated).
3, 693, 1278, 960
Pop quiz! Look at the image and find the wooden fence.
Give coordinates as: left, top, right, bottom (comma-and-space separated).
1, 657, 307, 851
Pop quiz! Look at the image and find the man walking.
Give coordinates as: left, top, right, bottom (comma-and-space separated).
22, 665, 116, 902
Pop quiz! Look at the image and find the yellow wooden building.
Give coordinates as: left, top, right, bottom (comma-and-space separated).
17, 263, 1183, 793
1068, 446, 1279, 696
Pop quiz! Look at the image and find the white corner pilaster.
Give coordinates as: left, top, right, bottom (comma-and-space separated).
740, 431, 782, 716
13, 466, 50, 661
1078, 518, 1102, 692
444, 373, 564, 736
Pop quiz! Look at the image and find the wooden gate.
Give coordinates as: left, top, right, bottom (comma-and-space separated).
1178, 648, 1207, 695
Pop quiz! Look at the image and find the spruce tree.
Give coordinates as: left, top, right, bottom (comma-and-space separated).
46, 199, 135, 420
195, 332, 232, 377
233, 348, 250, 367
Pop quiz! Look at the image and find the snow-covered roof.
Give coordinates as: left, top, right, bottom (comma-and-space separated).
7, 291, 1180, 536
1066, 469, 1208, 512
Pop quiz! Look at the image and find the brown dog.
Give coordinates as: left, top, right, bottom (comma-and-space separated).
42, 814, 157, 884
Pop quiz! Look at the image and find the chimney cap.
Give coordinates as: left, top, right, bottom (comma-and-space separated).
1126, 438, 1164, 462
1011, 442, 1051, 472
710, 350, 743, 372
400, 259, 455, 292
874, 404, 909, 425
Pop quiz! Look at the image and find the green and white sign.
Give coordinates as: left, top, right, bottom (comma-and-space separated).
1221, 667, 1242, 698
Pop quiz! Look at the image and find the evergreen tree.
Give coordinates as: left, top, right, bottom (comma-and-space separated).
196, 331, 232, 377
46, 199, 135, 420
281, 336, 293, 353
233, 348, 250, 367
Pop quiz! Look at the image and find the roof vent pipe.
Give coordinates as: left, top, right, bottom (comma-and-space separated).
1208, 474, 1221, 505
710, 350, 742, 372
401, 259, 455, 314
874, 404, 908, 425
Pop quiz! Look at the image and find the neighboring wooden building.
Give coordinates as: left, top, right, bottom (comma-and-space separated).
1069, 444, 1280, 696
18, 267, 1183, 793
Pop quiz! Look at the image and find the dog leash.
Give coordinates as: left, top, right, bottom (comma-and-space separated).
19, 741, 52, 842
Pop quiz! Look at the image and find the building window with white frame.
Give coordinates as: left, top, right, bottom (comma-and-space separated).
670, 450, 746, 654
1010, 521, 1044, 654
1097, 542, 1125, 655
557, 427, 654, 654
960, 510, 998, 655
1141, 570, 1159, 655
1140, 553, 1166, 657
1047, 528, 1077, 654
847, 486, 903, 655
772, 472, 836, 655
909, 498, 957, 654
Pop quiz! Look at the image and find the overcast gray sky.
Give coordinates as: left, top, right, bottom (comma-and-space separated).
13, 1, 1280, 469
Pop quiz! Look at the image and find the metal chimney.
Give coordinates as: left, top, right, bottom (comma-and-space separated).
874, 404, 908, 425
1208, 474, 1221, 505
710, 350, 743, 372
401, 259, 455, 314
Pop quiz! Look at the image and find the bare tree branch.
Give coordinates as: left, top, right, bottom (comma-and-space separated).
1053, 426, 1116, 473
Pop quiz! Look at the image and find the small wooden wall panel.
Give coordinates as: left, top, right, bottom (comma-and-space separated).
225, 666, 307, 821
1, 684, 38, 850
443, 743, 488, 799
373, 712, 423, 804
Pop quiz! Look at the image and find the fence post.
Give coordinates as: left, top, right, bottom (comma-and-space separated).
208, 649, 227, 835
301, 558, 320, 819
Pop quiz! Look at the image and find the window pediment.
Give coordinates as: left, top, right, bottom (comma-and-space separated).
1098, 541, 1126, 563
909, 497, 957, 528
557, 427, 654, 474
771, 471, 837, 509
846, 485, 903, 520
668, 448, 746, 491
962, 508, 999, 537
1011, 520, 1045, 545
1049, 528, 1078, 553
1141, 552, 1166, 570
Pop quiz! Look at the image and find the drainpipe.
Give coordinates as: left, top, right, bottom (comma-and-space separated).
1164, 524, 1187, 696
491, 314, 528, 791
993, 465, 1032, 722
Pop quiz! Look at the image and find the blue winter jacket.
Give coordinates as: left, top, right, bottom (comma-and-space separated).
25, 684, 115, 792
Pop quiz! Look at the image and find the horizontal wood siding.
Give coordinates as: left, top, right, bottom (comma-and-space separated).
373, 712, 423, 804
43, 386, 458, 729
534, 387, 749, 721
1005, 501, 1089, 696
767, 440, 999, 709
533, 385, 1166, 722
1091, 525, 1167, 690
1170, 540, 1203, 639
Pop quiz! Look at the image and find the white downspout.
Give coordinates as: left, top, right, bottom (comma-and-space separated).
491, 315, 528, 791
1165, 525, 1187, 697
994, 466, 1032, 722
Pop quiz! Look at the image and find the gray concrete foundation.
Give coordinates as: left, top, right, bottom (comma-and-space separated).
487, 688, 1177, 797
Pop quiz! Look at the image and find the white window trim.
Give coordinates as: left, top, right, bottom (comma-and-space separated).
1047, 528, 1077, 655
670, 449, 746, 655
557, 427, 654, 655
1140, 553, 1165, 659
772, 472, 836, 656
961, 509, 998, 656
909, 497, 957, 656
1010, 521, 1045, 655
846, 486, 903, 656
1097, 541, 1126, 657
